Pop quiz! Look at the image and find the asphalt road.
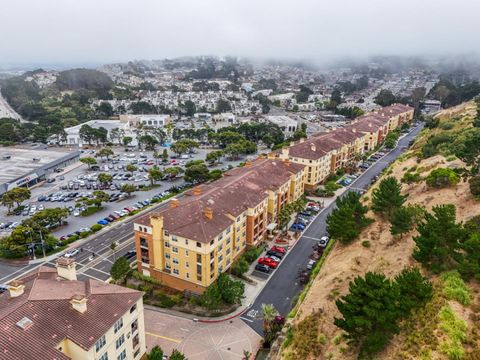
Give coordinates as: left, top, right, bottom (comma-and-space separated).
240, 123, 424, 335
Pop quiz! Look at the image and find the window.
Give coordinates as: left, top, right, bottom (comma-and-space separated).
172, 247, 178, 253
164, 241, 170, 248
173, 269, 179, 275
99, 353, 109, 360
196, 242, 202, 248
186, 261, 189, 268
117, 349, 126, 360
130, 304, 137, 313
218, 255, 223, 262
164, 230, 169, 236
197, 254, 202, 263
219, 265, 223, 272
131, 319, 138, 333
165, 253, 170, 259
185, 249, 189, 256
186, 273, 190, 278
185, 239, 189, 245
165, 263, 171, 269
218, 244, 223, 252
237, 226, 240, 232
132, 333, 140, 349
173, 258, 179, 264
172, 236, 177, 242
226, 248, 231, 255
95, 335, 106, 352
115, 334, 125, 350
210, 239, 214, 246
114, 318, 123, 333
226, 227, 231, 234
226, 237, 231, 245
226, 257, 231, 265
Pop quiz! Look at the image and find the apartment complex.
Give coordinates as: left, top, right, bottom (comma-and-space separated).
0, 258, 146, 360
280, 103, 414, 189
134, 158, 306, 294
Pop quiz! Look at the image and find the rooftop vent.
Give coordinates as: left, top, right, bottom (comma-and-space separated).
16, 317, 33, 330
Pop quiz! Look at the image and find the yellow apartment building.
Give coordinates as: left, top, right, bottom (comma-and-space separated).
134, 158, 306, 293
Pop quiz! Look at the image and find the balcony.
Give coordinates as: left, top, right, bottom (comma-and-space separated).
140, 239, 148, 249
141, 257, 149, 264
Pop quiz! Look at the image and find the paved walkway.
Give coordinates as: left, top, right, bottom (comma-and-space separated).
144, 309, 262, 360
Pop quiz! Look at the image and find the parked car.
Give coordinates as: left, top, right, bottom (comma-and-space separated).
318, 236, 329, 248
97, 219, 109, 225
254, 264, 271, 273
290, 223, 305, 231
64, 248, 80, 258
258, 257, 278, 269
270, 246, 286, 254
307, 259, 316, 270
266, 250, 284, 259
267, 255, 282, 263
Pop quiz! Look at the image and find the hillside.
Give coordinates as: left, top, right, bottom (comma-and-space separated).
280, 101, 480, 360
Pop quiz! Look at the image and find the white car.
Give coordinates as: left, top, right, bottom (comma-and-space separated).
73, 210, 80, 217
64, 249, 80, 258
318, 236, 329, 248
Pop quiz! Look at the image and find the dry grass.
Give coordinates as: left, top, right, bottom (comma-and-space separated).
280, 104, 480, 360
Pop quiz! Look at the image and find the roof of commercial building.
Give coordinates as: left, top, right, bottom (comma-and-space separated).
0, 147, 80, 193
137, 158, 304, 242
0, 266, 142, 360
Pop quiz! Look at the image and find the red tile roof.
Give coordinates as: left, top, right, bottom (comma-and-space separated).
138, 158, 304, 243
0, 266, 142, 360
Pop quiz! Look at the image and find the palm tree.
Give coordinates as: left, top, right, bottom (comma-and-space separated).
261, 303, 277, 341
110, 241, 118, 260
242, 350, 252, 360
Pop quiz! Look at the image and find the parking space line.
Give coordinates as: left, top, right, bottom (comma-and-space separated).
80, 272, 105, 282
239, 317, 254, 323
145, 332, 182, 343
302, 236, 320, 241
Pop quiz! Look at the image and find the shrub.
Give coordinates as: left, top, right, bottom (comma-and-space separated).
79, 231, 90, 238
90, 224, 103, 232
66, 235, 78, 243
231, 258, 249, 276
441, 271, 471, 306
425, 168, 460, 188
361, 240, 371, 248
469, 176, 480, 196
315, 188, 335, 197
402, 171, 422, 184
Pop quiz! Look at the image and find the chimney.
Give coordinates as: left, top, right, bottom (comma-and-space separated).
245, 161, 252, 167
8, 280, 25, 298
368, 123, 372, 128
352, 128, 356, 133
170, 198, 179, 208
70, 294, 87, 314
193, 186, 201, 196
310, 143, 316, 152
290, 142, 295, 146
283, 158, 290, 164
258, 154, 265, 160
299, 138, 305, 143
203, 207, 213, 220
56, 257, 77, 281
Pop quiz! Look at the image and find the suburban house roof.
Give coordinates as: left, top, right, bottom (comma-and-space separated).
0, 267, 142, 360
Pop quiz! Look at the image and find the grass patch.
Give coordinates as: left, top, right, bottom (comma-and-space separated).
441, 271, 471, 306
80, 206, 103, 216
438, 305, 467, 360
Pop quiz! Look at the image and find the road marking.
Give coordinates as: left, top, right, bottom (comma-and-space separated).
79, 272, 105, 281
239, 317, 254, 323
145, 332, 182, 343
302, 236, 320, 241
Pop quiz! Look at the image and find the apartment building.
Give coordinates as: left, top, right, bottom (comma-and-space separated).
134, 158, 306, 294
0, 258, 146, 360
280, 104, 414, 189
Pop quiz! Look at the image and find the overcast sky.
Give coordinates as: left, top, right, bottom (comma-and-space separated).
1, 0, 479, 67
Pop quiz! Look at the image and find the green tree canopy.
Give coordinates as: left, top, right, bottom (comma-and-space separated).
372, 177, 407, 218
110, 257, 131, 283
326, 192, 372, 244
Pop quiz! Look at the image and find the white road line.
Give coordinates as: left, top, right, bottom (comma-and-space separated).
302, 236, 320, 241
80, 272, 105, 281
239, 317, 254, 323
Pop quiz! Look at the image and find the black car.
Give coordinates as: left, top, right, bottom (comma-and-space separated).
123, 250, 137, 260
255, 264, 271, 273
266, 250, 284, 259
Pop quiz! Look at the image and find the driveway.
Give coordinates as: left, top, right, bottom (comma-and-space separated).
242, 123, 424, 334
144, 308, 262, 360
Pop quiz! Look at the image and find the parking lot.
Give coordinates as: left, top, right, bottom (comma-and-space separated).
0, 146, 262, 240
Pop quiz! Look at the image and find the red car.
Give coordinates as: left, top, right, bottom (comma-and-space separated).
258, 257, 279, 268
270, 246, 286, 254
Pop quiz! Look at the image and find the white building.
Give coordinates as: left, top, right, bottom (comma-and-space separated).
263, 115, 298, 136
119, 114, 172, 128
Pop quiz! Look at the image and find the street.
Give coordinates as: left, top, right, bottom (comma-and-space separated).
240, 123, 424, 335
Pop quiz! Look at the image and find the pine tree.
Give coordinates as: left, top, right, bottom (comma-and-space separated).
390, 206, 414, 238
394, 268, 433, 313
458, 232, 480, 280
372, 177, 407, 218
413, 204, 465, 273
334, 272, 401, 357
327, 191, 372, 244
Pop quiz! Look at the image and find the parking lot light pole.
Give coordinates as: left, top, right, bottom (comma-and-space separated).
39, 230, 46, 258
